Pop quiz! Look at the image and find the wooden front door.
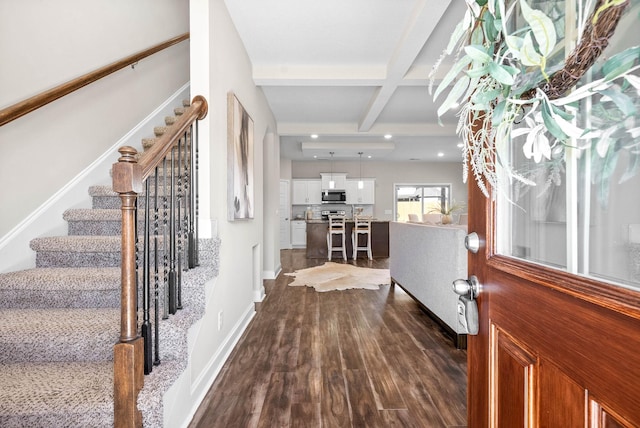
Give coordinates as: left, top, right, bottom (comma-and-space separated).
466, 166, 640, 426
462, 0, 640, 422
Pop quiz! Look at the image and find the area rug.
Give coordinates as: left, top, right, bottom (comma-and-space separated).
284, 262, 390, 292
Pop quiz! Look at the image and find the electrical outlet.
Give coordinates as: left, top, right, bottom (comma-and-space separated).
217, 311, 223, 331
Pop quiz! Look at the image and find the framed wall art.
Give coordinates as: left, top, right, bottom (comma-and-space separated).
227, 92, 254, 220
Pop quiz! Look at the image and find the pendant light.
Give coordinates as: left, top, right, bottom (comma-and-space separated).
357, 152, 364, 189
329, 152, 335, 189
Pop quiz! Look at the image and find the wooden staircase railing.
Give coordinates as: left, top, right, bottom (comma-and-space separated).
112, 95, 208, 428
0, 33, 189, 127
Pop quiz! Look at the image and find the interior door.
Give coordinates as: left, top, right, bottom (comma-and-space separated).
279, 180, 291, 249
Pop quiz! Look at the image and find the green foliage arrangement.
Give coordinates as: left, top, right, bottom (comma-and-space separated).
430, 0, 640, 204
429, 200, 466, 215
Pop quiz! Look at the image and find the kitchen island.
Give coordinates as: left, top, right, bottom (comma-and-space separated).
305, 219, 390, 259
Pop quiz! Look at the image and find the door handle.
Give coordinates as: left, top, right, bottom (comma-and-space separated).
464, 232, 480, 253
453, 275, 481, 335
453, 275, 480, 299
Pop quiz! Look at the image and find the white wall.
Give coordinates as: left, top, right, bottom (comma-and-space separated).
280, 158, 293, 180
0, 0, 190, 238
263, 131, 282, 281
291, 160, 467, 220
167, 0, 279, 426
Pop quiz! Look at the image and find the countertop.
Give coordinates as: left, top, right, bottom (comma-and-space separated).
305, 219, 390, 259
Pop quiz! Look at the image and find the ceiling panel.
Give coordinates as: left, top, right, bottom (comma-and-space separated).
261, 86, 376, 123
224, 0, 467, 162
225, 0, 417, 65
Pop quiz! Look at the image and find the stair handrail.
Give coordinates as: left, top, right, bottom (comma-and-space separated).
138, 96, 208, 180
0, 33, 189, 127
112, 95, 208, 428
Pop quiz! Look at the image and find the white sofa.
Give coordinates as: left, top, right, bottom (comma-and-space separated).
389, 221, 468, 348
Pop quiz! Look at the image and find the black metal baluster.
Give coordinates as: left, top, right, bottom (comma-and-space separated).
181, 131, 189, 270
168, 147, 177, 315
153, 166, 161, 366
162, 157, 170, 320
141, 180, 152, 374
176, 137, 184, 310
182, 129, 191, 271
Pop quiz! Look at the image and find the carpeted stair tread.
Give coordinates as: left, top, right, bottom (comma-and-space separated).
0, 361, 113, 427
30, 235, 120, 252
63, 209, 121, 222
0, 267, 119, 290
0, 308, 118, 363
0, 267, 120, 309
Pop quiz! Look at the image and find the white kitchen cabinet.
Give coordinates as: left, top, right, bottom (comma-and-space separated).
346, 179, 375, 204
321, 173, 347, 190
292, 180, 322, 205
291, 220, 307, 247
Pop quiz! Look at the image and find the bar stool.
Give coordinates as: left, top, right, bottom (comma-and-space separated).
326, 215, 347, 261
352, 215, 372, 260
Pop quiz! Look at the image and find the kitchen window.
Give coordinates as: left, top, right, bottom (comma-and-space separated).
394, 184, 451, 222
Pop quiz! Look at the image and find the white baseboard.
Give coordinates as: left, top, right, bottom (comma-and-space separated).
253, 286, 266, 302
262, 263, 282, 280
0, 84, 191, 273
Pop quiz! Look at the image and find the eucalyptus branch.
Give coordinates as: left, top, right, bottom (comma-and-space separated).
430, 0, 639, 203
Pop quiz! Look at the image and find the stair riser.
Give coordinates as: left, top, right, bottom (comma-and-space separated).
0, 411, 113, 428
68, 219, 190, 236
35, 250, 182, 268
0, 290, 119, 309
0, 336, 116, 363
68, 221, 122, 236
36, 252, 122, 268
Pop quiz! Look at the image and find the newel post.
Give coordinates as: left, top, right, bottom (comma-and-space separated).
112, 146, 144, 428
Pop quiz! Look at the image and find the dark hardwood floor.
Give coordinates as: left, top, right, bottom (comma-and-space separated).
189, 249, 467, 427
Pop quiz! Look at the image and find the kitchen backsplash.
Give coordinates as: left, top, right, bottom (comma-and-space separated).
291, 204, 373, 220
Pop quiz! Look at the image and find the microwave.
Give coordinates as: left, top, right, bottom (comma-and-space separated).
321, 190, 346, 204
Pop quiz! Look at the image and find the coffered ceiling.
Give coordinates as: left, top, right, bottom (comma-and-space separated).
224, 0, 466, 162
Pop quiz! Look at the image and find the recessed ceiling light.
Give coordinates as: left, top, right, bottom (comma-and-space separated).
384, 134, 392, 139
457, 142, 464, 148
310, 134, 318, 139
437, 152, 444, 157
367, 155, 372, 159
313, 155, 317, 158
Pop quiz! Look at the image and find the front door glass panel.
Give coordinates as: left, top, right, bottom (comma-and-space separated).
496, 0, 640, 291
